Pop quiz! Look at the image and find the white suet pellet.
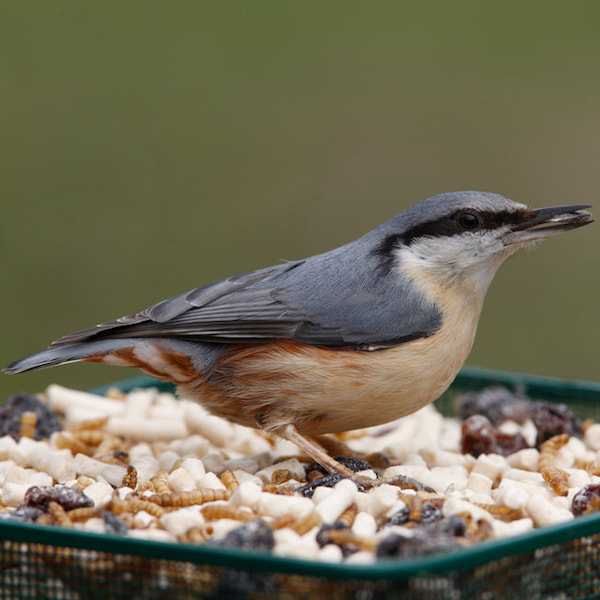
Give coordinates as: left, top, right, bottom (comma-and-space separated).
183, 407, 234, 447
315, 479, 357, 523
124, 389, 153, 418
0, 436, 18, 461
467, 472, 493, 495
46, 385, 125, 418
492, 517, 534, 539
526, 493, 574, 527
129, 529, 176, 543
160, 507, 205, 536
83, 480, 114, 508
507, 448, 539, 472
352, 511, 377, 537
197, 472, 226, 490
107, 417, 187, 441
1, 482, 31, 507
129, 455, 159, 482
158, 451, 180, 473
503, 468, 544, 483
493, 481, 532, 510
81, 518, 106, 534
257, 492, 314, 520
366, 484, 400, 519
567, 469, 591, 490
319, 544, 344, 562
179, 458, 206, 485
133, 511, 156, 529
223, 452, 273, 475
102, 465, 128, 488
584, 424, 600, 451
167, 467, 195, 492
170, 435, 210, 458
471, 454, 509, 480
229, 481, 263, 510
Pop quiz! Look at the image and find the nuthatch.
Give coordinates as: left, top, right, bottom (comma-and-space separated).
4, 191, 594, 479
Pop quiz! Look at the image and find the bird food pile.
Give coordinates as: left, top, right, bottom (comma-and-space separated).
1, 383, 600, 564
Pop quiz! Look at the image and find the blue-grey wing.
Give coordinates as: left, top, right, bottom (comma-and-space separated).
51, 241, 441, 349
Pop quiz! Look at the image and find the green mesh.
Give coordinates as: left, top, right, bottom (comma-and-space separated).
1, 365, 599, 599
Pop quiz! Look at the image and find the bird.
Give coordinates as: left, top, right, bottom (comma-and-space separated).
4, 191, 594, 480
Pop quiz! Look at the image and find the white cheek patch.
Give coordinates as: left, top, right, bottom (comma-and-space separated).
393, 228, 514, 296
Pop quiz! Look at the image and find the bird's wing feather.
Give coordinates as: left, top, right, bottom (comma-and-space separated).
51, 241, 442, 349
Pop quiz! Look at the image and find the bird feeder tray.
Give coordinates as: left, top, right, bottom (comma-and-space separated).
1, 366, 600, 599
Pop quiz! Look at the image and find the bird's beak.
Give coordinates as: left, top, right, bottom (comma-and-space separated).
505, 204, 595, 244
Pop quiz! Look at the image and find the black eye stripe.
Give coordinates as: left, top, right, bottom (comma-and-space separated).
370, 207, 534, 271
399, 209, 532, 245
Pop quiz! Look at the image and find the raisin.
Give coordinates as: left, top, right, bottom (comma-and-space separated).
304, 457, 372, 478
24, 485, 93, 512
0, 393, 61, 441
376, 528, 461, 559
419, 502, 443, 524
461, 415, 529, 457
377, 514, 466, 559
529, 402, 583, 447
210, 519, 274, 552
315, 522, 350, 547
387, 507, 410, 526
458, 387, 531, 425
296, 473, 345, 498
572, 484, 600, 516
102, 511, 129, 535
7, 505, 44, 522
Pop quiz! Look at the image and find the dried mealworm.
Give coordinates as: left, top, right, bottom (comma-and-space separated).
291, 511, 321, 536
148, 489, 231, 507
47, 502, 73, 527
541, 466, 569, 496
126, 498, 165, 518
67, 507, 99, 522
338, 503, 358, 528
122, 465, 138, 489
270, 469, 295, 485
19, 411, 37, 439
201, 504, 254, 522
539, 434, 569, 471
150, 473, 170, 494
221, 470, 239, 492
327, 529, 376, 552
70, 416, 110, 431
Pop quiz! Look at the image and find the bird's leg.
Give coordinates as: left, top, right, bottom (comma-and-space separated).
281, 424, 374, 484
281, 425, 435, 493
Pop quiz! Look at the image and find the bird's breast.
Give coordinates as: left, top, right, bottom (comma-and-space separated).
181, 295, 481, 435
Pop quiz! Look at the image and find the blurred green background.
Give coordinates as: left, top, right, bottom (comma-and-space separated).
1, 2, 598, 401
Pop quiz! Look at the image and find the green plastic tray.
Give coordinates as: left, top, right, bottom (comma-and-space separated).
1, 365, 600, 599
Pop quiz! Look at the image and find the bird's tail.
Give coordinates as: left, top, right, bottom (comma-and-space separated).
3, 338, 202, 384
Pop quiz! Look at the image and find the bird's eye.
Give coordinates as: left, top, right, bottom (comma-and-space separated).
457, 211, 481, 230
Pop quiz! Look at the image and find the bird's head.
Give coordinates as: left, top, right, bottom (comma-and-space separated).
375, 191, 594, 298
